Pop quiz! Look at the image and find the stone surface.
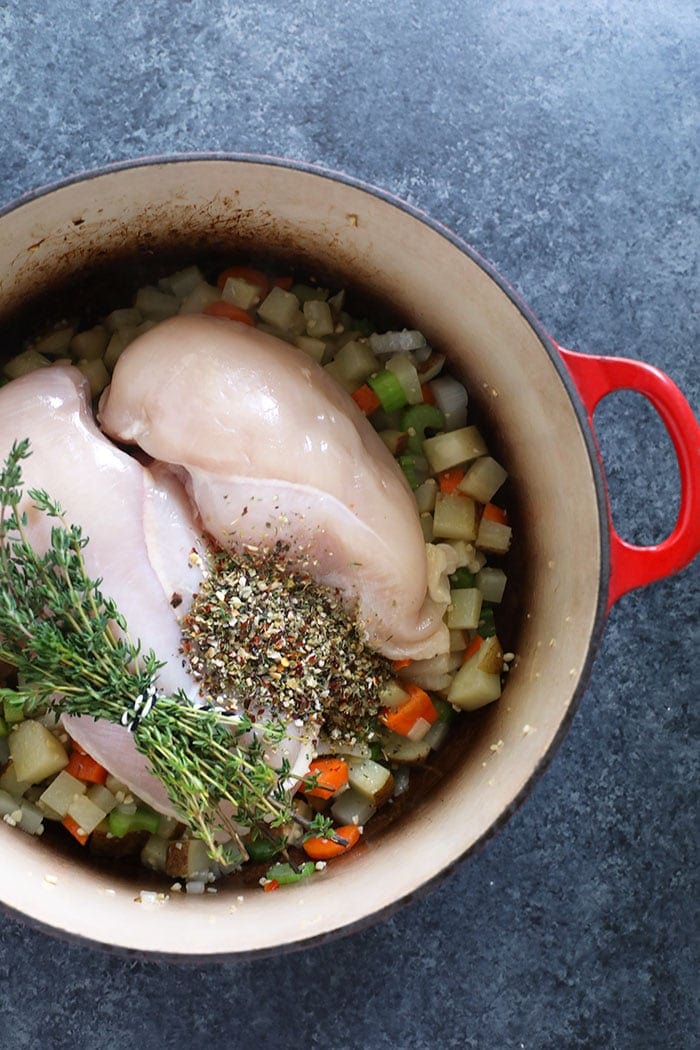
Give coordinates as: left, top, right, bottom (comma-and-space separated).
0, 2, 697, 1048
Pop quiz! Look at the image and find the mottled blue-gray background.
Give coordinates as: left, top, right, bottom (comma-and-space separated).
0, 2, 697, 1048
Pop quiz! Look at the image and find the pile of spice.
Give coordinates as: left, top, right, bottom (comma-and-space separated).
180, 544, 392, 743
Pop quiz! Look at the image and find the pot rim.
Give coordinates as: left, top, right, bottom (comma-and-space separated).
0, 152, 611, 960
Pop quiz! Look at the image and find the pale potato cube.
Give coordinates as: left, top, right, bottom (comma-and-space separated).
67, 794, 107, 835
39, 770, 86, 817
8, 721, 69, 784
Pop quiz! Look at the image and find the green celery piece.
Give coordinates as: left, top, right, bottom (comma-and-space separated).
449, 567, 476, 589
246, 834, 284, 863
3, 696, 25, 725
433, 698, 456, 725
478, 604, 496, 638
397, 455, 420, 491
0, 715, 8, 738
108, 806, 160, 838
266, 861, 316, 885
401, 404, 446, 454
369, 740, 384, 763
368, 370, 408, 412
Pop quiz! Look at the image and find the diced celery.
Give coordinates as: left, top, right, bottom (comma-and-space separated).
245, 834, 284, 863
447, 588, 483, 630
476, 517, 512, 554
3, 349, 51, 380
39, 770, 86, 817
397, 454, 429, 491
422, 426, 487, 473
3, 697, 25, 725
478, 604, 497, 637
458, 456, 508, 503
266, 861, 316, 885
69, 325, 109, 361
401, 404, 446, 454
449, 567, 476, 589
108, 804, 160, 838
303, 299, 335, 337
476, 567, 507, 603
433, 698, 456, 724
9, 720, 69, 784
368, 369, 408, 412
330, 786, 377, 827
432, 492, 478, 542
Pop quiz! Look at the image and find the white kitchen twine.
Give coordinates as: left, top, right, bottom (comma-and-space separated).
121, 684, 159, 733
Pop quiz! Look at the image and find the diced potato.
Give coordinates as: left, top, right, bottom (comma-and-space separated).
134, 286, 179, 321
330, 786, 377, 827
258, 286, 303, 331
178, 282, 220, 314
419, 512, 434, 542
378, 679, 410, 709
221, 277, 261, 311
348, 759, 394, 805
378, 730, 431, 765
422, 426, 487, 473
69, 324, 109, 361
476, 517, 512, 554
325, 341, 378, 392
3, 349, 51, 380
103, 330, 132, 372
86, 783, 117, 814
105, 307, 142, 332
448, 648, 502, 710
476, 567, 507, 604
476, 635, 504, 675
33, 326, 75, 357
67, 794, 106, 835
386, 353, 422, 404
0, 761, 30, 798
8, 721, 69, 784
77, 357, 110, 398
433, 492, 478, 542
447, 588, 483, 630
39, 770, 86, 817
166, 837, 211, 879
415, 478, 438, 514
141, 833, 170, 873
303, 299, 334, 337
162, 265, 205, 299
294, 335, 326, 362
458, 456, 508, 503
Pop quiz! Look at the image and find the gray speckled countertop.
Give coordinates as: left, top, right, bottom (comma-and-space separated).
0, 2, 697, 1048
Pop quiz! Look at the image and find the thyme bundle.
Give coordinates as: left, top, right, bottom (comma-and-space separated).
0, 440, 336, 863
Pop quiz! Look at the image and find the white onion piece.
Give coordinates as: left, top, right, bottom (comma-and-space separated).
369, 329, 426, 355
431, 375, 468, 430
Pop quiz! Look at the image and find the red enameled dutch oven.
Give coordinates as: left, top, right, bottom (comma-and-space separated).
0, 155, 697, 958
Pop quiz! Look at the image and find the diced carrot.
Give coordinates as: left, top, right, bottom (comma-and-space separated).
203, 301, 255, 325
351, 384, 381, 416
392, 658, 412, 671
421, 383, 436, 405
216, 266, 269, 298
270, 275, 293, 290
462, 635, 484, 663
65, 750, 108, 785
302, 824, 361, 860
62, 815, 89, 846
379, 682, 438, 736
438, 467, 465, 495
262, 879, 280, 892
482, 502, 508, 525
304, 757, 349, 799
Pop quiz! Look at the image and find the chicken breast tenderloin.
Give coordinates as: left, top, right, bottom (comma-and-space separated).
99, 315, 450, 660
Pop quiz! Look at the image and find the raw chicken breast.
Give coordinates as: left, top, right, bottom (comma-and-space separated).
0, 366, 316, 817
100, 315, 450, 660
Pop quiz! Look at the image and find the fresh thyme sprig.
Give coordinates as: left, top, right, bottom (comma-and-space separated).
0, 440, 336, 864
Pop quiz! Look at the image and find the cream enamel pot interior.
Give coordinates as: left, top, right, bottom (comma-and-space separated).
0, 156, 697, 959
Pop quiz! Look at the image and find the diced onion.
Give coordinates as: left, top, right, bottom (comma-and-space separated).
369, 330, 426, 355
430, 376, 468, 431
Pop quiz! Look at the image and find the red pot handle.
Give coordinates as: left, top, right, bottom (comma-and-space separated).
558, 346, 700, 611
